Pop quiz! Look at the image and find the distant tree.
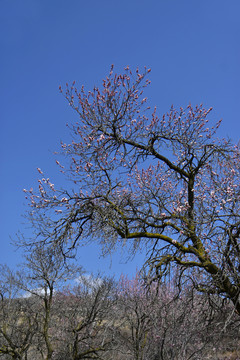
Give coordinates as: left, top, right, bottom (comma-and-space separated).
25, 66, 240, 313
0, 246, 117, 360
116, 272, 240, 360
52, 275, 116, 359
1, 261, 240, 359
0, 265, 38, 360
18, 244, 82, 359
116, 273, 155, 360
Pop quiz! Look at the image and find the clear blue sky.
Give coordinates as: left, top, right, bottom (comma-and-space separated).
1, 0, 239, 277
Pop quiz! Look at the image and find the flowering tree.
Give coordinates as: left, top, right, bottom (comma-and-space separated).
25, 66, 240, 312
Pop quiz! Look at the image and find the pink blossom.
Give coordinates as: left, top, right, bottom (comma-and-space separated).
37, 167, 43, 174
99, 134, 105, 141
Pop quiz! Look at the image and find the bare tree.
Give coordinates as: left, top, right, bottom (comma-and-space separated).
0, 265, 38, 360
49, 275, 117, 359
0, 245, 118, 360
115, 272, 240, 360
17, 244, 83, 360
1, 259, 240, 359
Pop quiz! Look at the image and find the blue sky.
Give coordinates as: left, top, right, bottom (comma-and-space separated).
1, 0, 240, 277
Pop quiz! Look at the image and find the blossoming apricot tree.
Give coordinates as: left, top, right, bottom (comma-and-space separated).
25, 66, 240, 313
